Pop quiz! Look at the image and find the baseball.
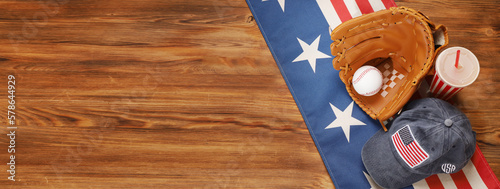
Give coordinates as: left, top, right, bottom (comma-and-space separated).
352, 65, 383, 96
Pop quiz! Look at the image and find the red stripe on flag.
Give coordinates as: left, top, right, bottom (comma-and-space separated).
410, 142, 428, 164
408, 142, 428, 161
450, 170, 473, 189
402, 143, 419, 167
393, 134, 415, 166
392, 133, 429, 167
330, 0, 352, 22
354, 0, 374, 14
425, 175, 445, 189
381, 0, 396, 9
393, 134, 417, 166
407, 143, 422, 162
471, 144, 500, 188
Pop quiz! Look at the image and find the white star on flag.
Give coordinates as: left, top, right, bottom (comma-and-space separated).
292, 35, 331, 73
262, 0, 285, 12
325, 101, 366, 142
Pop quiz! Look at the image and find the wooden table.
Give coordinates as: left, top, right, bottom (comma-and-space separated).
0, 0, 497, 188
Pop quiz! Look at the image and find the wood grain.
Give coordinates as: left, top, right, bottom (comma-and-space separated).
0, 0, 497, 188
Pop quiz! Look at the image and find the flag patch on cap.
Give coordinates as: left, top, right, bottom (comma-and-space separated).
392, 125, 429, 168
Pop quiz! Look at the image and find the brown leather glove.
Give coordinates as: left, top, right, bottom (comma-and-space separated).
330, 6, 448, 131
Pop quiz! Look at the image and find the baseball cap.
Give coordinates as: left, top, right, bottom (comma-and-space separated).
362, 98, 476, 188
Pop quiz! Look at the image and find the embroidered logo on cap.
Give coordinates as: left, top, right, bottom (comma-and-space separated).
392, 125, 429, 168
441, 163, 456, 173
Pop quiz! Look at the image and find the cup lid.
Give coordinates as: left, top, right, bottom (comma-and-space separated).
435, 47, 480, 88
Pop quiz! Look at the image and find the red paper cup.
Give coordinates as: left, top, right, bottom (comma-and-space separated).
429, 47, 480, 100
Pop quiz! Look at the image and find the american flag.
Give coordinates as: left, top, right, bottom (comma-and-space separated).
392, 125, 429, 168
246, 0, 500, 188
316, 0, 395, 32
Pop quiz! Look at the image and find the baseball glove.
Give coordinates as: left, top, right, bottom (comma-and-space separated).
331, 6, 448, 131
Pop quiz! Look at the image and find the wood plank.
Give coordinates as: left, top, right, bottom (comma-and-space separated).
0, 0, 497, 188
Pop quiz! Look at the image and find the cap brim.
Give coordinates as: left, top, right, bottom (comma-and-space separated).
362, 129, 430, 188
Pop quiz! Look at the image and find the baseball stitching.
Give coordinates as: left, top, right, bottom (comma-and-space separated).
353, 67, 383, 95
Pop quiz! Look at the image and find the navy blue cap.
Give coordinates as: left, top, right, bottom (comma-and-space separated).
362, 98, 476, 188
